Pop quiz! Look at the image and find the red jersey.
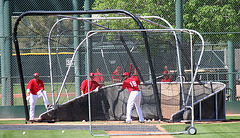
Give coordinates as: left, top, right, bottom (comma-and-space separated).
27, 79, 44, 95
81, 80, 100, 94
161, 78, 172, 82
93, 72, 104, 84
112, 70, 122, 83
131, 75, 139, 80
122, 77, 140, 93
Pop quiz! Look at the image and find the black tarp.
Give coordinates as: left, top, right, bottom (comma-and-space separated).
40, 82, 226, 122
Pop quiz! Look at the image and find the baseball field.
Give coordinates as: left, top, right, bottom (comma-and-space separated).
0, 115, 239, 138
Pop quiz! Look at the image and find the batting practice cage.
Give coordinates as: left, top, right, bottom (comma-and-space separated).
13, 10, 226, 136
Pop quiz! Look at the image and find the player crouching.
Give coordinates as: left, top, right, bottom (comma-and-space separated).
122, 72, 145, 123
26, 73, 52, 123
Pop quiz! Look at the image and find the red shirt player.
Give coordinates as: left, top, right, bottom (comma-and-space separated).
161, 71, 172, 82
26, 73, 51, 123
112, 66, 122, 83
27, 75, 44, 95
81, 73, 101, 95
94, 68, 104, 86
122, 72, 145, 123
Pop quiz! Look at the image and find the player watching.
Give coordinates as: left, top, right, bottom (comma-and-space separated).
94, 68, 104, 86
26, 73, 52, 123
81, 72, 101, 95
112, 66, 122, 83
122, 72, 145, 123
161, 71, 172, 82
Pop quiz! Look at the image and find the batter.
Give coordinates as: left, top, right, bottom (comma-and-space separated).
122, 72, 145, 123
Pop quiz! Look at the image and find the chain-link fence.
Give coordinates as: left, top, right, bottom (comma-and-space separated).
0, 0, 239, 106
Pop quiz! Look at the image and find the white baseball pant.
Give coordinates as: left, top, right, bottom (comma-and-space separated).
126, 90, 144, 123
29, 90, 50, 120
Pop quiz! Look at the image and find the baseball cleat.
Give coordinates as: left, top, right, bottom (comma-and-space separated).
123, 121, 131, 124
29, 120, 36, 124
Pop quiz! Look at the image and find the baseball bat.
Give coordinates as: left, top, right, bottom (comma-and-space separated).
129, 63, 133, 75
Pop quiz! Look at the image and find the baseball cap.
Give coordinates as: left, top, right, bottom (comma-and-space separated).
89, 72, 94, 76
117, 66, 121, 69
123, 72, 130, 76
33, 73, 39, 77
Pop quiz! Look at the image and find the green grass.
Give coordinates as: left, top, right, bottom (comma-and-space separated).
0, 116, 239, 137
162, 116, 240, 138
164, 123, 240, 138
226, 116, 240, 120
0, 120, 25, 125
0, 119, 109, 138
0, 130, 109, 138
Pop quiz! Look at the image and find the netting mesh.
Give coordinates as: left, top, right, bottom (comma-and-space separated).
29, 16, 223, 135
5, 3, 230, 135
0, 0, 238, 108
10, 13, 224, 108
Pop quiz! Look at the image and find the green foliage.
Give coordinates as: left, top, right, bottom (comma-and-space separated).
184, 0, 240, 42
12, 16, 74, 53
93, 0, 240, 43
92, 0, 176, 28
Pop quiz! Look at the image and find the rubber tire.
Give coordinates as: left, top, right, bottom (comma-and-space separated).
187, 127, 197, 135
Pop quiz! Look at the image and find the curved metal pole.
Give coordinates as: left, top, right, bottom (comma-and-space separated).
55, 30, 71, 101
136, 16, 186, 106
185, 30, 205, 105
55, 32, 97, 105
47, 18, 66, 105
13, 9, 154, 119
13, 18, 29, 122
48, 16, 146, 103
114, 14, 186, 107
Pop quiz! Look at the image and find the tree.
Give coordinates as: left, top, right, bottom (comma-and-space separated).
92, 0, 240, 42
184, 0, 240, 42
12, 16, 74, 53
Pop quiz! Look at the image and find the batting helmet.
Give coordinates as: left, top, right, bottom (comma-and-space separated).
123, 72, 130, 76
33, 73, 39, 77
89, 72, 94, 76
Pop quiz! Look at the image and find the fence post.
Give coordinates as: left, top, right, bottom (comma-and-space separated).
175, 0, 184, 80
1, 0, 13, 106
228, 40, 236, 102
73, 0, 82, 97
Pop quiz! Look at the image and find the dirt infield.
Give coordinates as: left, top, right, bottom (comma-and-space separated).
107, 131, 174, 138
1, 114, 240, 138
0, 119, 176, 137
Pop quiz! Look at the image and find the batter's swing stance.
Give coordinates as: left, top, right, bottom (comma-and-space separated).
122, 72, 145, 123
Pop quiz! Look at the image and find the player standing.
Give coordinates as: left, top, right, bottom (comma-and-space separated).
122, 72, 145, 123
161, 71, 172, 82
81, 73, 101, 95
26, 73, 51, 123
112, 66, 122, 83
94, 68, 104, 86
